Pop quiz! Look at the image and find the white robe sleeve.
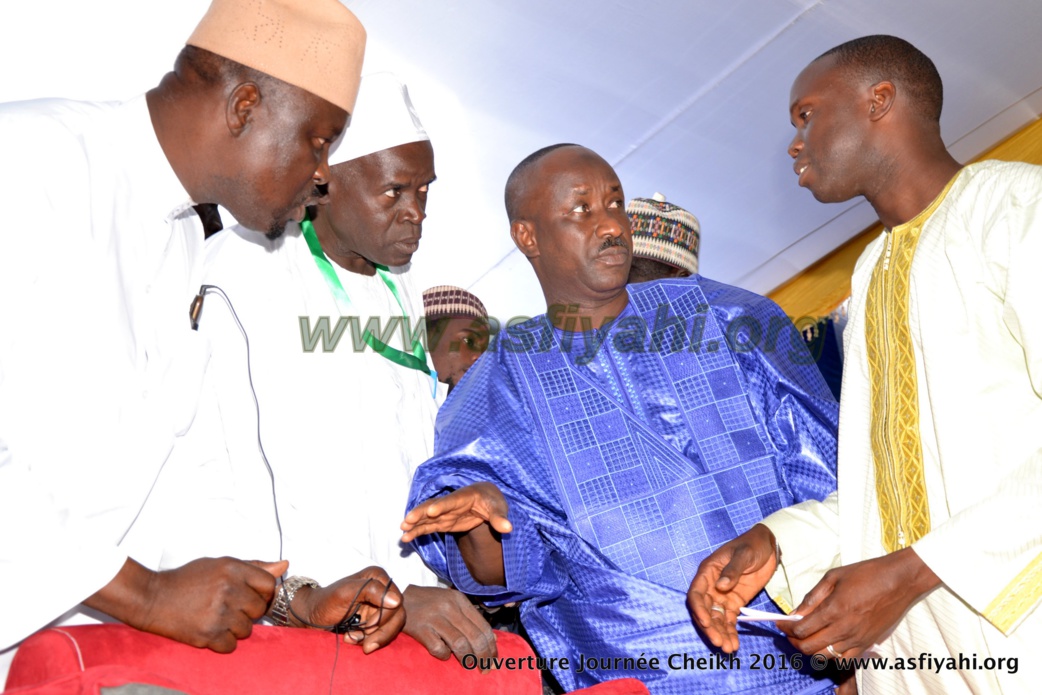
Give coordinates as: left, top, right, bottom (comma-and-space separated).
760, 491, 842, 612
0, 112, 133, 648
913, 167, 1042, 635
0, 437, 129, 648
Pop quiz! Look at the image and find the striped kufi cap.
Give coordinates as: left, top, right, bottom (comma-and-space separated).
423, 286, 488, 321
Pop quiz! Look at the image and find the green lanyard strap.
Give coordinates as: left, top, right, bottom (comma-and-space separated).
300, 219, 435, 386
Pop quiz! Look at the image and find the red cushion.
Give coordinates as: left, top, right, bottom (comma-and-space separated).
6, 624, 542, 694
5, 664, 190, 695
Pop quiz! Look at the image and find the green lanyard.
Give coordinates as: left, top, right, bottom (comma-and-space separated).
300, 218, 437, 396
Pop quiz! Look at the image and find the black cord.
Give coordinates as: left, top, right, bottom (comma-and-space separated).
196, 283, 397, 694
280, 577, 392, 695
284, 579, 370, 634
196, 284, 284, 561
328, 629, 341, 695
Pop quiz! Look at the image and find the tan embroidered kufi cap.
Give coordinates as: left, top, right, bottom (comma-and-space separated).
187, 0, 366, 113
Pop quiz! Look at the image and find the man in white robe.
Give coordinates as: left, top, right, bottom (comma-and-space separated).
0, 0, 368, 675
689, 35, 1041, 693
133, 73, 496, 664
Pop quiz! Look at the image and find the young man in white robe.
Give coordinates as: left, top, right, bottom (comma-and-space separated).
690, 34, 1042, 694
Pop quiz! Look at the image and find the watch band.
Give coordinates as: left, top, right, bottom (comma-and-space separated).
270, 575, 320, 627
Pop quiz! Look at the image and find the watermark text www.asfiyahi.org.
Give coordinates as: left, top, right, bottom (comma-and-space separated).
299, 304, 823, 365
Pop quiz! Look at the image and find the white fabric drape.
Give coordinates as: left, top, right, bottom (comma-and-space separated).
0, 96, 206, 653
124, 224, 440, 591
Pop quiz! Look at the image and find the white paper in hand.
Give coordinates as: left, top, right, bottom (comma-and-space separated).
736, 606, 803, 622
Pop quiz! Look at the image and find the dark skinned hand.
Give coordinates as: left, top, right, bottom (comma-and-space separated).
401, 482, 512, 586
401, 482, 513, 541
84, 557, 288, 654
291, 566, 404, 653
403, 585, 497, 666
777, 548, 940, 660
835, 669, 859, 695
688, 524, 778, 653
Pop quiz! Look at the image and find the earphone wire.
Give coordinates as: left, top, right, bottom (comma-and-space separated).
197, 282, 382, 693
198, 284, 284, 561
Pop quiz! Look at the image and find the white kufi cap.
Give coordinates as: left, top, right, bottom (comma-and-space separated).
328, 72, 429, 166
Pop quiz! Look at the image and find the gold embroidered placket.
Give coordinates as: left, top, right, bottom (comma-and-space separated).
864, 183, 955, 552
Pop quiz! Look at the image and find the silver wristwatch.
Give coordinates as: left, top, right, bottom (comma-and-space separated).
270, 575, 320, 627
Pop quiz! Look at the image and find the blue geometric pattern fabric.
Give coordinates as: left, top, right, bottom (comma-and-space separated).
409, 277, 839, 694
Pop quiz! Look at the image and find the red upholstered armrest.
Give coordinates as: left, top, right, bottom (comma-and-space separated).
6, 624, 542, 694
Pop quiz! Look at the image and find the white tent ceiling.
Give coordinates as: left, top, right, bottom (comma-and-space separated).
4, 1, 1041, 324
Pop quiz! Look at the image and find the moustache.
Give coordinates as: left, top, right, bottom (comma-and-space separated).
600, 235, 626, 251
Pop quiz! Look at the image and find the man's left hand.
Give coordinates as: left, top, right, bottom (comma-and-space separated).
779, 548, 940, 659
400, 482, 512, 542
403, 585, 497, 666
293, 566, 405, 653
